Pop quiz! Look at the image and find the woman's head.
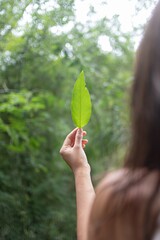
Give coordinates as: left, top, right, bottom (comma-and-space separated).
88, 3, 160, 240
125, 0, 160, 170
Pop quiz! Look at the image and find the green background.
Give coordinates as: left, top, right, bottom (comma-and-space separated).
0, 0, 156, 239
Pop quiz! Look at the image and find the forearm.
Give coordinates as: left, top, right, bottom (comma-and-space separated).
74, 167, 95, 240
60, 128, 94, 239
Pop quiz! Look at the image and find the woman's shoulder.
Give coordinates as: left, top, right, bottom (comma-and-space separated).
89, 168, 160, 239
95, 168, 130, 194
96, 167, 159, 198
96, 168, 127, 192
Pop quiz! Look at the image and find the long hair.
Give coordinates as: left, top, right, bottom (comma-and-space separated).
88, 2, 160, 240
125, 0, 160, 170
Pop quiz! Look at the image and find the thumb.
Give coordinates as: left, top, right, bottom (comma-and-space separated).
74, 128, 83, 147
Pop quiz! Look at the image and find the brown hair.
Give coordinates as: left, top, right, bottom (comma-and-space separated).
88, 1, 160, 239
125, 0, 160, 170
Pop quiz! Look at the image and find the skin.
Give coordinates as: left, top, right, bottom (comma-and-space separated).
60, 129, 160, 240
60, 128, 95, 240
59, 129, 137, 240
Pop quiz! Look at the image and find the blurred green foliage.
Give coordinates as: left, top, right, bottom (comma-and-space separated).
0, 0, 151, 239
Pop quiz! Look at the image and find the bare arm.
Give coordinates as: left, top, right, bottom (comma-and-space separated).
60, 128, 95, 240
75, 168, 95, 240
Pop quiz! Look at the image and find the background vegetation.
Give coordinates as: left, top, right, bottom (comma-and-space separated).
0, 0, 157, 239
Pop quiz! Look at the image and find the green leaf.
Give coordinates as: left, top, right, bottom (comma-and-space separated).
71, 71, 92, 128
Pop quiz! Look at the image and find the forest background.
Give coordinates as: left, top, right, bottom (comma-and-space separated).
0, 0, 157, 239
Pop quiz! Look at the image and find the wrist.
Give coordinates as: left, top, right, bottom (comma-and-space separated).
73, 164, 91, 177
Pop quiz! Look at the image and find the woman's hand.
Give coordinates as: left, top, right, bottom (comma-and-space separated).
60, 128, 90, 174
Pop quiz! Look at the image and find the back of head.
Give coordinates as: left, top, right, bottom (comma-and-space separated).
126, 1, 160, 169
125, 0, 160, 170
